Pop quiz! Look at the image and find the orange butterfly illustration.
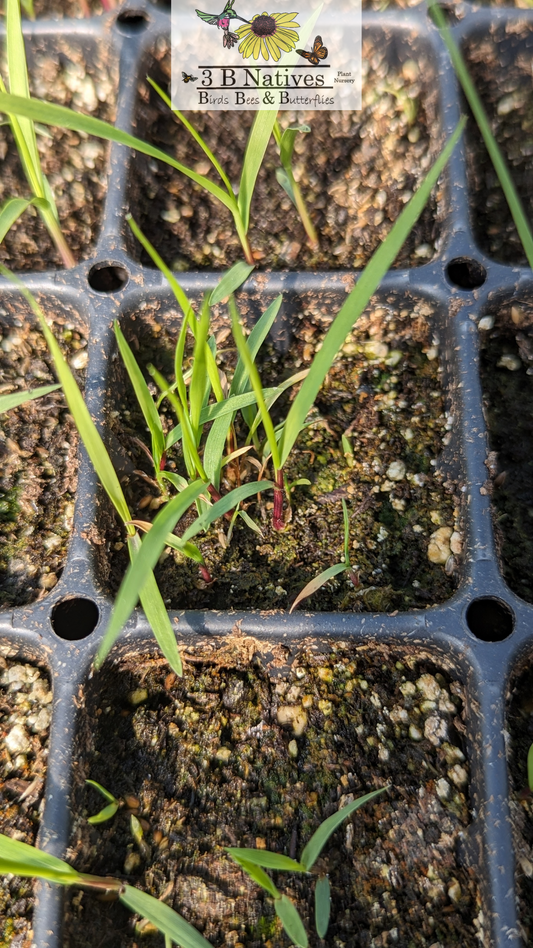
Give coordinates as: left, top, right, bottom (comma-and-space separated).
296, 35, 328, 66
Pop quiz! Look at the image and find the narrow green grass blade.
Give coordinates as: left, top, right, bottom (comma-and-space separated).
209, 261, 255, 305
234, 859, 280, 899
85, 779, 118, 804
0, 382, 60, 414
276, 167, 296, 206
275, 895, 308, 948
0, 834, 81, 881
96, 480, 205, 668
181, 481, 274, 544
0, 196, 44, 242
167, 390, 269, 450
315, 876, 331, 939
120, 885, 213, 948
289, 562, 346, 614
0, 267, 131, 525
114, 321, 165, 470
20, 0, 35, 18
342, 498, 350, 565
278, 118, 466, 468
6, 0, 42, 185
150, 364, 206, 481
189, 300, 210, 436
148, 77, 234, 198
230, 299, 281, 471
300, 788, 388, 871
137, 556, 184, 677
238, 109, 278, 233
0, 92, 237, 213
246, 369, 309, 442
231, 294, 283, 396
127, 215, 194, 323
87, 802, 119, 825
428, 0, 533, 268
279, 124, 310, 169
226, 848, 306, 872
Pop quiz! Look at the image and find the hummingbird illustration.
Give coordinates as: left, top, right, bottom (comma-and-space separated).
195, 0, 249, 31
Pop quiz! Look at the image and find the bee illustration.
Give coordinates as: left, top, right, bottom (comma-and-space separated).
296, 35, 328, 65
182, 71, 198, 83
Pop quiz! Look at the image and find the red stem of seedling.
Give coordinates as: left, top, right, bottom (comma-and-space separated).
273, 469, 285, 531
199, 564, 213, 584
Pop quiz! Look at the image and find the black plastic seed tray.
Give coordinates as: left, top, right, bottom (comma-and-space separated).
1, 2, 533, 946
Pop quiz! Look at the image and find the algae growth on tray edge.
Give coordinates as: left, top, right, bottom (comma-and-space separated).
98, 295, 462, 612
65, 643, 482, 948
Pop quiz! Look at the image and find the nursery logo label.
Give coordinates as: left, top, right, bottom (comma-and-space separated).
171, 0, 361, 110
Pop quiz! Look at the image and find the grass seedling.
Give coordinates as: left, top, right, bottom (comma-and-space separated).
0, 0, 75, 267
227, 787, 389, 947
428, 0, 533, 268
290, 499, 357, 612
85, 780, 122, 824
0, 832, 212, 948
91, 119, 467, 641
273, 119, 318, 250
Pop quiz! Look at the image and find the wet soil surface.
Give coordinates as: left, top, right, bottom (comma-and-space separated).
506, 662, 533, 945
100, 297, 460, 612
128, 37, 441, 271
464, 25, 533, 265
0, 316, 85, 607
0, 40, 115, 271
65, 643, 482, 948
478, 299, 533, 603
0, 659, 51, 948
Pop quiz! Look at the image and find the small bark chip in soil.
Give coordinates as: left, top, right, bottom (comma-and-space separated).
478, 300, 533, 604
127, 37, 441, 270
507, 662, 533, 944
0, 658, 51, 948
0, 316, 85, 607
464, 25, 533, 265
100, 297, 461, 612
0, 42, 115, 271
65, 643, 482, 948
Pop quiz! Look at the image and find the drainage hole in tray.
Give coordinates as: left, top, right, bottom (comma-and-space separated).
465, 596, 514, 642
51, 597, 100, 640
88, 263, 129, 293
446, 257, 487, 290
115, 9, 149, 32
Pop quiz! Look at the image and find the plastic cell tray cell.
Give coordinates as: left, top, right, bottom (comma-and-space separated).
0, 4, 532, 947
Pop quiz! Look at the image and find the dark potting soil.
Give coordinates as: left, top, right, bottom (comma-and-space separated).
0, 659, 51, 948
0, 41, 115, 271
464, 25, 533, 265
506, 661, 533, 945
478, 299, 533, 604
127, 37, 441, 271
65, 643, 482, 948
99, 296, 461, 612
0, 314, 85, 607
